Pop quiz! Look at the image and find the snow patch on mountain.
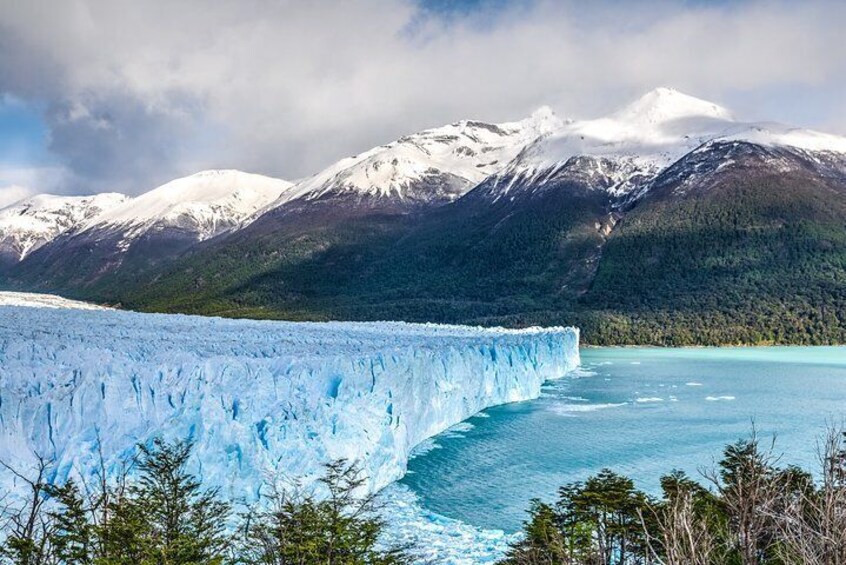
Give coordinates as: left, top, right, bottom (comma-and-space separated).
0, 193, 128, 261
489, 88, 735, 197
0, 292, 579, 502
715, 122, 846, 154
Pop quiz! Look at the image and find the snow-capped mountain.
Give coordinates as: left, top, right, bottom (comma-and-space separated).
482, 87, 846, 201
644, 138, 846, 200
8, 87, 846, 318
82, 169, 294, 245
0, 193, 128, 266
268, 107, 562, 209
2, 170, 293, 289
1, 170, 293, 275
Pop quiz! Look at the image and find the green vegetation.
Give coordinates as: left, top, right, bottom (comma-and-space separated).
116, 167, 846, 347
0, 440, 410, 565
3, 430, 846, 564
12, 151, 846, 347
500, 425, 846, 564
239, 460, 409, 565
504, 470, 652, 565
580, 171, 846, 346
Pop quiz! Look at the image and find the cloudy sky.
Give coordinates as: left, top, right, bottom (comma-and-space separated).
1, 0, 845, 206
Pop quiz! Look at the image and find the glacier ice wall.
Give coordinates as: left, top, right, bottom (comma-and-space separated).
0, 292, 579, 498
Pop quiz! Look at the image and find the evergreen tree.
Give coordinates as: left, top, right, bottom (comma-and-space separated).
96, 488, 151, 565
500, 500, 570, 565
563, 469, 651, 564
40, 438, 231, 565
47, 481, 93, 564
708, 437, 781, 565
117, 438, 231, 564
238, 459, 410, 565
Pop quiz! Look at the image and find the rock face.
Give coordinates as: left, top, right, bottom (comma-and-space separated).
0, 291, 580, 498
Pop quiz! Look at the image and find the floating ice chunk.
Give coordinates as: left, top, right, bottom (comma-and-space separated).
441, 422, 476, 439
409, 438, 442, 460
378, 484, 516, 564
550, 402, 626, 414
568, 366, 598, 378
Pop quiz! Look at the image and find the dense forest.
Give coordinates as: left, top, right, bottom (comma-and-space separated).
102, 151, 846, 347
576, 168, 846, 346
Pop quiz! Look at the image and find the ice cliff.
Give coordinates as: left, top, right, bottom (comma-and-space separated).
0, 292, 579, 499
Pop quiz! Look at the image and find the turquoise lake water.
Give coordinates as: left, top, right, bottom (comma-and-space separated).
400, 346, 846, 533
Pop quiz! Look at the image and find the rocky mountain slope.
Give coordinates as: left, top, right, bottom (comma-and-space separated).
1, 112, 559, 292
271, 106, 562, 207
0, 193, 127, 268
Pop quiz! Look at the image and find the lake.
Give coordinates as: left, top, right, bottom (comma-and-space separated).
400, 346, 846, 534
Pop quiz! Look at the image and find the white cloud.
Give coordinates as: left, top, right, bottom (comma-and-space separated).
0, 164, 72, 202
1, 0, 845, 194
0, 185, 35, 208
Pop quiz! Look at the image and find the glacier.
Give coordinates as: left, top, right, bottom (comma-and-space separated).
0, 292, 579, 504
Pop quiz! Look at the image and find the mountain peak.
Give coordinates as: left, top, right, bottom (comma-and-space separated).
186, 169, 248, 178
489, 88, 740, 199
274, 109, 563, 206
84, 170, 294, 240
613, 87, 734, 125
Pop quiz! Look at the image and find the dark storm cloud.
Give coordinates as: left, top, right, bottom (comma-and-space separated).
45, 91, 205, 192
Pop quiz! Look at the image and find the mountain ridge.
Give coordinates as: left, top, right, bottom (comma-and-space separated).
4, 88, 846, 346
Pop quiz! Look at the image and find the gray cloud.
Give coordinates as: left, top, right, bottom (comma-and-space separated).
1, 0, 845, 195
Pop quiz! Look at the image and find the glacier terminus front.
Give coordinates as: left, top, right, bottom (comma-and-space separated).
0, 292, 579, 501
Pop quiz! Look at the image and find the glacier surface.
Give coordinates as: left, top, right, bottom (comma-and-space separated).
0, 292, 579, 504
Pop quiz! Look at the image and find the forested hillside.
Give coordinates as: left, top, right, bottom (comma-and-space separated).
90, 144, 846, 346
5, 90, 846, 346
